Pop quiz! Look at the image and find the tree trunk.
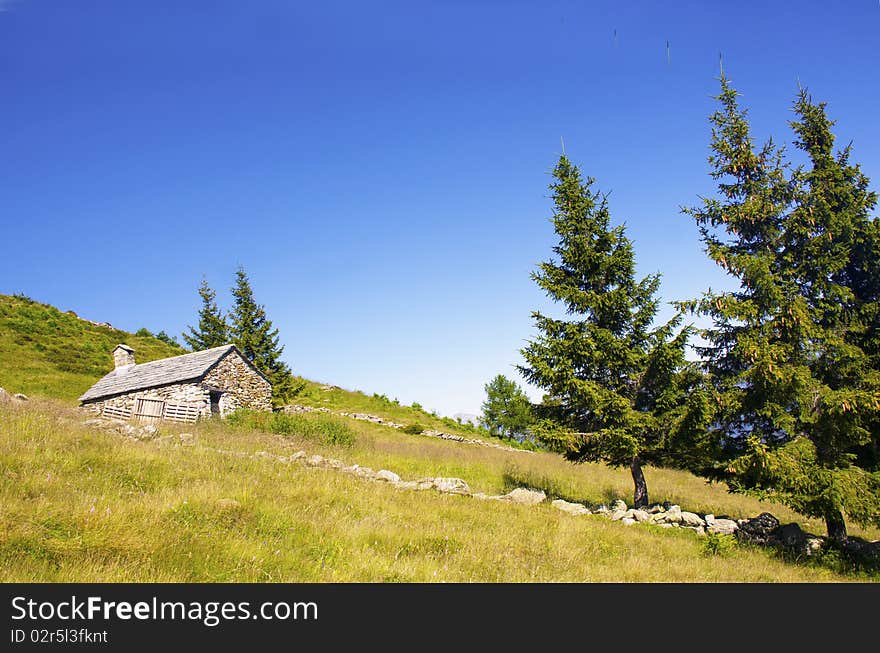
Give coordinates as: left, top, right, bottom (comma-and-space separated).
825, 510, 847, 546
630, 456, 649, 509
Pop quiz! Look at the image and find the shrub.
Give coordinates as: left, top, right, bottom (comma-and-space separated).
226, 410, 356, 447
702, 532, 736, 557
403, 423, 425, 435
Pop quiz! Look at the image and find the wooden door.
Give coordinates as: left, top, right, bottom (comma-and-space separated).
133, 397, 165, 423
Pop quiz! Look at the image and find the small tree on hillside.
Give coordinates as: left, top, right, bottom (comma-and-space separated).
681, 75, 880, 544
183, 277, 229, 351
481, 374, 534, 439
519, 155, 694, 508
229, 266, 293, 398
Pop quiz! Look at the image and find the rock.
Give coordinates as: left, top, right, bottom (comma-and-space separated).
685, 526, 706, 536
552, 499, 591, 516
433, 478, 471, 495
393, 480, 419, 490
630, 509, 651, 523
503, 488, 546, 505
324, 458, 345, 469
415, 478, 436, 490
680, 511, 705, 528
306, 455, 325, 467
657, 505, 683, 524
704, 514, 715, 525
178, 433, 195, 445
707, 519, 739, 536
736, 512, 780, 545
355, 467, 377, 479
622, 518, 637, 526
13, 393, 28, 401
139, 424, 159, 438
217, 498, 240, 509
376, 469, 401, 483
290, 450, 306, 460
472, 493, 505, 501
657, 523, 674, 529
610, 510, 627, 521
611, 499, 627, 512
773, 523, 813, 555
806, 537, 825, 556
595, 504, 609, 514
648, 504, 666, 514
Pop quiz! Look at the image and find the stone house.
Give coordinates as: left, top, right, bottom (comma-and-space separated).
79, 343, 272, 423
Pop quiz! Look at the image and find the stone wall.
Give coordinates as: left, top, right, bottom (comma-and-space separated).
82, 382, 211, 419
203, 351, 272, 414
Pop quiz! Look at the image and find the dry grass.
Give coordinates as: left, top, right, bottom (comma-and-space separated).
1, 399, 874, 582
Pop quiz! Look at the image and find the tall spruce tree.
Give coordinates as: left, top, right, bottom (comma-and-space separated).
682, 75, 880, 543
182, 277, 229, 351
229, 266, 292, 397
519, 155, 693, 508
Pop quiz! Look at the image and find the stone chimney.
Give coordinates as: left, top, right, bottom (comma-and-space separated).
113, 344, 135, 370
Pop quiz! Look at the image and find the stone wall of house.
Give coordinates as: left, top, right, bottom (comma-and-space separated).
82, 382, 212, 419
203, 351, 272, 414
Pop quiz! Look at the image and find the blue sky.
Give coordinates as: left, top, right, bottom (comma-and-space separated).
2, 1, 878, 417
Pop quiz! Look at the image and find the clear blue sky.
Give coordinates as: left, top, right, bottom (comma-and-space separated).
2, 1, 878, 417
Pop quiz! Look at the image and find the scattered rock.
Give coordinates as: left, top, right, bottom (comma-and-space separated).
376, 469, 401, 483
630, 509, 652, 523
552, 499, 591, 516
622, 518, 637, 526
393, 480, 419, 490
704, 514, 715, 525
472, 492, 505, 501
595, 504, 609, 514
656, 505, 683, 524
648, 504, 666, 514
610, 510, 627, 521
503, 488, 546, 505
707, 519, 739, 536
306, 455, 325, 467
736, 512, 780, 545
611, 499, 628, 512
680, 511, 705, 528
773, 523, 816, 556
13, 393, 28, 401
433, 478, 470, 495
290, 450, 306, 460
355, 467, 377, 480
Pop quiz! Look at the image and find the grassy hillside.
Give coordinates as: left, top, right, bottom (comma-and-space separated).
0, 294, 185, 401
2, 398, 873, 582
1, 293, 876, 581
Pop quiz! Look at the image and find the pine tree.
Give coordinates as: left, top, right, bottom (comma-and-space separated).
519, 155, 693, 508
229, 266, 292, 398
182, 277, 229, 351
481, 374, 534, 439
682, 75, 880, 543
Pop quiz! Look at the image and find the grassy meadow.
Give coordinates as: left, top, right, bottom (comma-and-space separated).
1, 292, 877, 582
2, 398, 877, 582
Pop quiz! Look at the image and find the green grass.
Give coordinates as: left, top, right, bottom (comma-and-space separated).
1, 292, 877, 581
0, 294, 184, 400
1, 399, 876, 582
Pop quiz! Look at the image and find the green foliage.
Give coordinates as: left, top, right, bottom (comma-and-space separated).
0, 294, 184, 400
480, 374, 534, 439
702, 532, 737, 557
183, 277, 229, 351
519, 155, 696, 505
226, 410, 356, 447
681, 75, 880, 540
153, 330, 179, 347
403, 423, 425, 435
228, 267, 293, 400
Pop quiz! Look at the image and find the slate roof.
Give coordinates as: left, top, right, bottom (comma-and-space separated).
79, 344, 252, 402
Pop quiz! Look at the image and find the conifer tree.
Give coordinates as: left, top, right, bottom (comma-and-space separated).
520, 155, 693, 508
682, 76, 880, 543
481, 374, 534, 439
182, 277, 229, 351
229, 266, 292, 397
